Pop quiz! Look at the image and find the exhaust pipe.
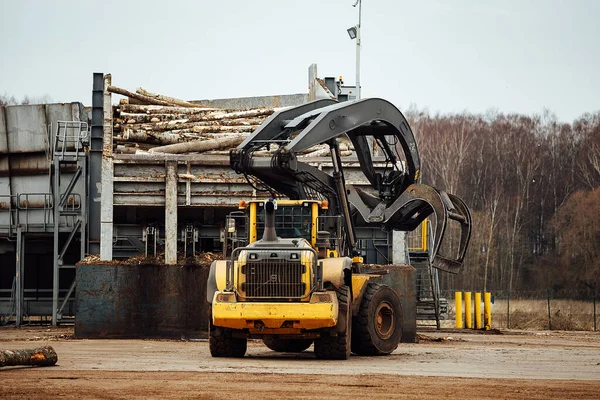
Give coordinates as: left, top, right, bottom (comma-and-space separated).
262, 199, 278, 242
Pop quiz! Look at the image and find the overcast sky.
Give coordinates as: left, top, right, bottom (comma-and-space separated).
1, 0, 598, 122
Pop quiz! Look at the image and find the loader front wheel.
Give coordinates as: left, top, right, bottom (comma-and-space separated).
209, 321, 247, 358
263, 337, 313, 352
314, 285, 351, 360
351, 283, 402, 356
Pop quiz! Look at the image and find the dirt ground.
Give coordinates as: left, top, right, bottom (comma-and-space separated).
1, 326, 599, 399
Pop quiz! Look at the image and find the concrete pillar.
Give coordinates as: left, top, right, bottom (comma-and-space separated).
165, 161, 178, 265
391, 231, 407, 264
99, 74, 114, 261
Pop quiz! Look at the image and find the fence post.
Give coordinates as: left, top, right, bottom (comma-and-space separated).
455, 292, 463, 329
594, 288, 597, 333
507, 287, 510, 329
547, 288, 552, 330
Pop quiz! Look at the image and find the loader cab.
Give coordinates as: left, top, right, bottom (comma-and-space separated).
224, 199, 341, 258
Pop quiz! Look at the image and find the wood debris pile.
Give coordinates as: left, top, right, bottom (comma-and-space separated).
109, 85, 354, 157
79, 251, 223, 267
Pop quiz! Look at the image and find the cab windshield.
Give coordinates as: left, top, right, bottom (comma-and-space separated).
256, 205, 313, 242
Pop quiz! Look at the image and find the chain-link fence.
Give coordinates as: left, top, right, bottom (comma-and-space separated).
441, 288, 598, 331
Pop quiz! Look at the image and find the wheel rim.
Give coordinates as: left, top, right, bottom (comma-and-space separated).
375, 301, 395, 339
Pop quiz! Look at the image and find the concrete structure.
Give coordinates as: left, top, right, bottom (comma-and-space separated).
1, 65, 416, 328
0, 102, 89, 323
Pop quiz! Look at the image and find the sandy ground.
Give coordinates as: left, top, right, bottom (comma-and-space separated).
1, 326, 599, 399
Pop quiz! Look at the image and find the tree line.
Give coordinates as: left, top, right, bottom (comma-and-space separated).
407, 108, 600, 295
0, 93, 52, 106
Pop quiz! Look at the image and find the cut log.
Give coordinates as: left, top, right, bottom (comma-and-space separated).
302, 147, 330, 158
149, 135, 246, 154
132, 118, 264, 133
186, 108, 274, 123
123, 128, 198, 145
120, 104, 224, 114
0, 346, 58, 367
191, 125, 257, 134
136, 88, 207, 108
107, 86, 177, 107
119, 112, 194, 124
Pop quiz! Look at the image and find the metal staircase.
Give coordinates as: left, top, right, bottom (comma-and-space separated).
50, 121, 88, 324
408, 219, 448, 329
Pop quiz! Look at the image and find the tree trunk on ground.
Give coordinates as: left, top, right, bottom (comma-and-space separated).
0, 346, 58, 367
149, 135, 246, 154
136, 88, 207, 108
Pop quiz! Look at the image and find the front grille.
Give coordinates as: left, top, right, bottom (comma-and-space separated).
241, 260, 306, 298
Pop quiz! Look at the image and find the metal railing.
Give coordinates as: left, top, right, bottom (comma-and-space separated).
408, 219, 429, 252
52, 121, 89, 161
0, 195, 17, 236
16, 193, 53, 231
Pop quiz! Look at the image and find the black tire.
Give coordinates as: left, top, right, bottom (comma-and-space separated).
263, 337, 313, 352
314, 285, 351, 360
351, 283, 402, 356
209, 320, 247, 357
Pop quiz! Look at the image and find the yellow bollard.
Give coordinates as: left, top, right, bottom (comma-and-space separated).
474, 292, 482, 329
455, 292, 463, 328
484, 292, 492, 330
464, 292, 472, 329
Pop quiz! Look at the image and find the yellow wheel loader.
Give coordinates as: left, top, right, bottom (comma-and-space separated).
207, 98, 472, 359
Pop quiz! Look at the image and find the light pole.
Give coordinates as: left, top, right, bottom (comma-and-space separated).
347, 0, 361, 100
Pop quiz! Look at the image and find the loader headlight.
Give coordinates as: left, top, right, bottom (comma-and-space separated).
290, 253, 299, 260
310, 292, 334, 303
249, 253, 258, 260
216, 293, 236, 303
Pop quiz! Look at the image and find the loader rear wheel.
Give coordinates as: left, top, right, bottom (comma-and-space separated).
209, 321, 247, 358
263, 337, 313, 352
314, 285, 351, 360
351, 283, 402, 356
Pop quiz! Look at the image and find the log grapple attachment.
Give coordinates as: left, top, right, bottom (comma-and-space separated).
230, 98, 471, 273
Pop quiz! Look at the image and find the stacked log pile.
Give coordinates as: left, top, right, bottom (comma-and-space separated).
109, 85, 354, 157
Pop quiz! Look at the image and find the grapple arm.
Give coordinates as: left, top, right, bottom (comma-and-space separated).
230, 98, 472, 273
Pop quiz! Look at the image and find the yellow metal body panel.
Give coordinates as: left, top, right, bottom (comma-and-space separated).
249, 202, 257, 243
214, 260, 228, 291
351, 275, 371, 305
326, 249, 339, 258
212, 292, 339, 330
